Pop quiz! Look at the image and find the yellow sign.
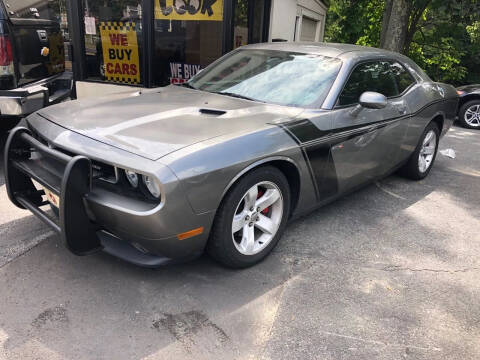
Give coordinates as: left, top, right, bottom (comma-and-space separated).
46, 33, 65, 74
99, 22, 140, 85
155, 0, 224, 21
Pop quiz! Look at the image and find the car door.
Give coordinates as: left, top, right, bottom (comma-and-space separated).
328, 60, 410, 194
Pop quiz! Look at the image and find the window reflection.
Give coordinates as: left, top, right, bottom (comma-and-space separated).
153, 19, 223, 86
190, 49, 342, 107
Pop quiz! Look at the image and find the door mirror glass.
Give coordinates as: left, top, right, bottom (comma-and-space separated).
359, 91, 387, 109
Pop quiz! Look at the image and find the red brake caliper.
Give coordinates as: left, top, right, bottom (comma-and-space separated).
256, 189, 270, 214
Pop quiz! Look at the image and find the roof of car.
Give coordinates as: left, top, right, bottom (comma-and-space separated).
243, 42, 396, 58
242, 42, 431, 82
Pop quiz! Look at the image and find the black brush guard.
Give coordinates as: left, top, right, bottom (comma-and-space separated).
4, 127, 101, 255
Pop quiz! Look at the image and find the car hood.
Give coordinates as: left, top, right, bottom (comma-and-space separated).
37, 86, 303, 160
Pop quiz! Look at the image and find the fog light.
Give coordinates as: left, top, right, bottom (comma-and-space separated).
143, 175, 161, 198
125, 170, 139, 188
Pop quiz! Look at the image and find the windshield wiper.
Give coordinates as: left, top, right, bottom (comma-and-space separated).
215, 91, 264, 102
177, 82, 195, 89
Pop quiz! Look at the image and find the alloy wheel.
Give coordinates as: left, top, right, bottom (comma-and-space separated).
231, 181, 283, 256
418, 129, 437, 173
464, 104, 480, 127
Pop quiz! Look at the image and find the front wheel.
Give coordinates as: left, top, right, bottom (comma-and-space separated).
399, 122, 440, 180
207, 166, 291, 268
459, 100, 480, 129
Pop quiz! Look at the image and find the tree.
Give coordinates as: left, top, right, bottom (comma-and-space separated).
379, 0, 409, 52
325, 0, 480, 84
325, 0, 384, 46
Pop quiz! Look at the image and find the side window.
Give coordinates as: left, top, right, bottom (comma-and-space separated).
338, 61, 399, 106
390, 61, 416, 93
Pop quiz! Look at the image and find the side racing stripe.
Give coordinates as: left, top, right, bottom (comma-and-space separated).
277, 97, 457, 202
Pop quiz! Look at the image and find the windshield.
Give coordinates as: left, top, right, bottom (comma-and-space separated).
188, 49, 342, 107
2, 0, 63, 21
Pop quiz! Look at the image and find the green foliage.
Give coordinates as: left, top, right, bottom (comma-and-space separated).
325, 0, 384, 46
409, 39, 467, 83
325, 0, 480, 85
234, 0, 249, 27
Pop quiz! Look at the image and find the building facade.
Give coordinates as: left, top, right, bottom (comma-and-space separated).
7, 0, 327, 98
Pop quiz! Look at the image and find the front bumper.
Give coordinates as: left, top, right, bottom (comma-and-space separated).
0, 72, 72, 117
4, 126, 212, 267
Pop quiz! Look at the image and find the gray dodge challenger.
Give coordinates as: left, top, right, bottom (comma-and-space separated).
4, 43, 458, 268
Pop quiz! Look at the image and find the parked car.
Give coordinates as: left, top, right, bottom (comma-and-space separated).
0, 1, 72, 130
4, 43, 458, 269
456, 84, 480, 129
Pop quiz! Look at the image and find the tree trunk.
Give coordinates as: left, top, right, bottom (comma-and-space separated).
380, 0, 410, 53
380, 0, 393, 48
403, 0, 432, 54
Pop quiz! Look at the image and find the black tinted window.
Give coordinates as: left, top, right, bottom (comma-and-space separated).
338, 61, 399, 106
390, 61, 415, 93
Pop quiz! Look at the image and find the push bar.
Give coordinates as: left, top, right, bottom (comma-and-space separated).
4, 127, 102, 255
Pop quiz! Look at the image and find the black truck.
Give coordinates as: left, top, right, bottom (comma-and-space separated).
0, 0, 72, 130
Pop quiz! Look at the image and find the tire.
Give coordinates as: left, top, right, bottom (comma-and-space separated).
458, 100, 480, 129
207, 166, 291, 268
0, 117, 21, 132
399, 122, 440, 180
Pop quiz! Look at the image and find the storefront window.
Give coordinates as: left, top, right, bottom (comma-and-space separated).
152, 0, 224, 86
83, 0, 143, 85
233, 0, 248, 48
233, 0, 267, 49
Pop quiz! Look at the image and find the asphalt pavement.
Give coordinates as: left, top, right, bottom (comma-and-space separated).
0, 125, 479, 360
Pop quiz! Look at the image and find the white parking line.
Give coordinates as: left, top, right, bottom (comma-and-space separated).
0, 231, 55, 269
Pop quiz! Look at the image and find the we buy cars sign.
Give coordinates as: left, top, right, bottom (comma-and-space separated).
100, 22, 140, 85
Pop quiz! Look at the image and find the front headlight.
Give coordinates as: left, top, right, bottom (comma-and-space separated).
143, 175, 161, 198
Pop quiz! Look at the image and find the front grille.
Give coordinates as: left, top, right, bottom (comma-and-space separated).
92, 161, 118, 183
29, 126, 118, 184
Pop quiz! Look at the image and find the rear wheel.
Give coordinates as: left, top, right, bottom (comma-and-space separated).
459, 100, 480, 129
207, 166, 290, 268
399, 122, 440, 180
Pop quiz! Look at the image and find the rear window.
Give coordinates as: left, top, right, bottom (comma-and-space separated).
2, 0, 63, 21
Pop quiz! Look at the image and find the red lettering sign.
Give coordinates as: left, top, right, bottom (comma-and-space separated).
108, 34, 129, 46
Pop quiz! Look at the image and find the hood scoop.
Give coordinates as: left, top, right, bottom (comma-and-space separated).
199, 108, 227, 116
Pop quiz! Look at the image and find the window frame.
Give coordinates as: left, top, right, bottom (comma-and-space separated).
389, 60, 416, 95
229, 0, 272, 53
334, 58, 418, 109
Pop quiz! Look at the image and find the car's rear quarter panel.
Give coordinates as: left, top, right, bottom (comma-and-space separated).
402, 83, 458, 155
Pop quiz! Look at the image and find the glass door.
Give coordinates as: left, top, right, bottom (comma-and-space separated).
82, 0, 144, 85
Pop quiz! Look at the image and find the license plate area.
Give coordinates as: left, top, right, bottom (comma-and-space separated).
43, 186, 60, 208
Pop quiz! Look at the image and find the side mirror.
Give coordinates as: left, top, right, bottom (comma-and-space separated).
349, 91, 387, 117
359, 91, 387, 109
